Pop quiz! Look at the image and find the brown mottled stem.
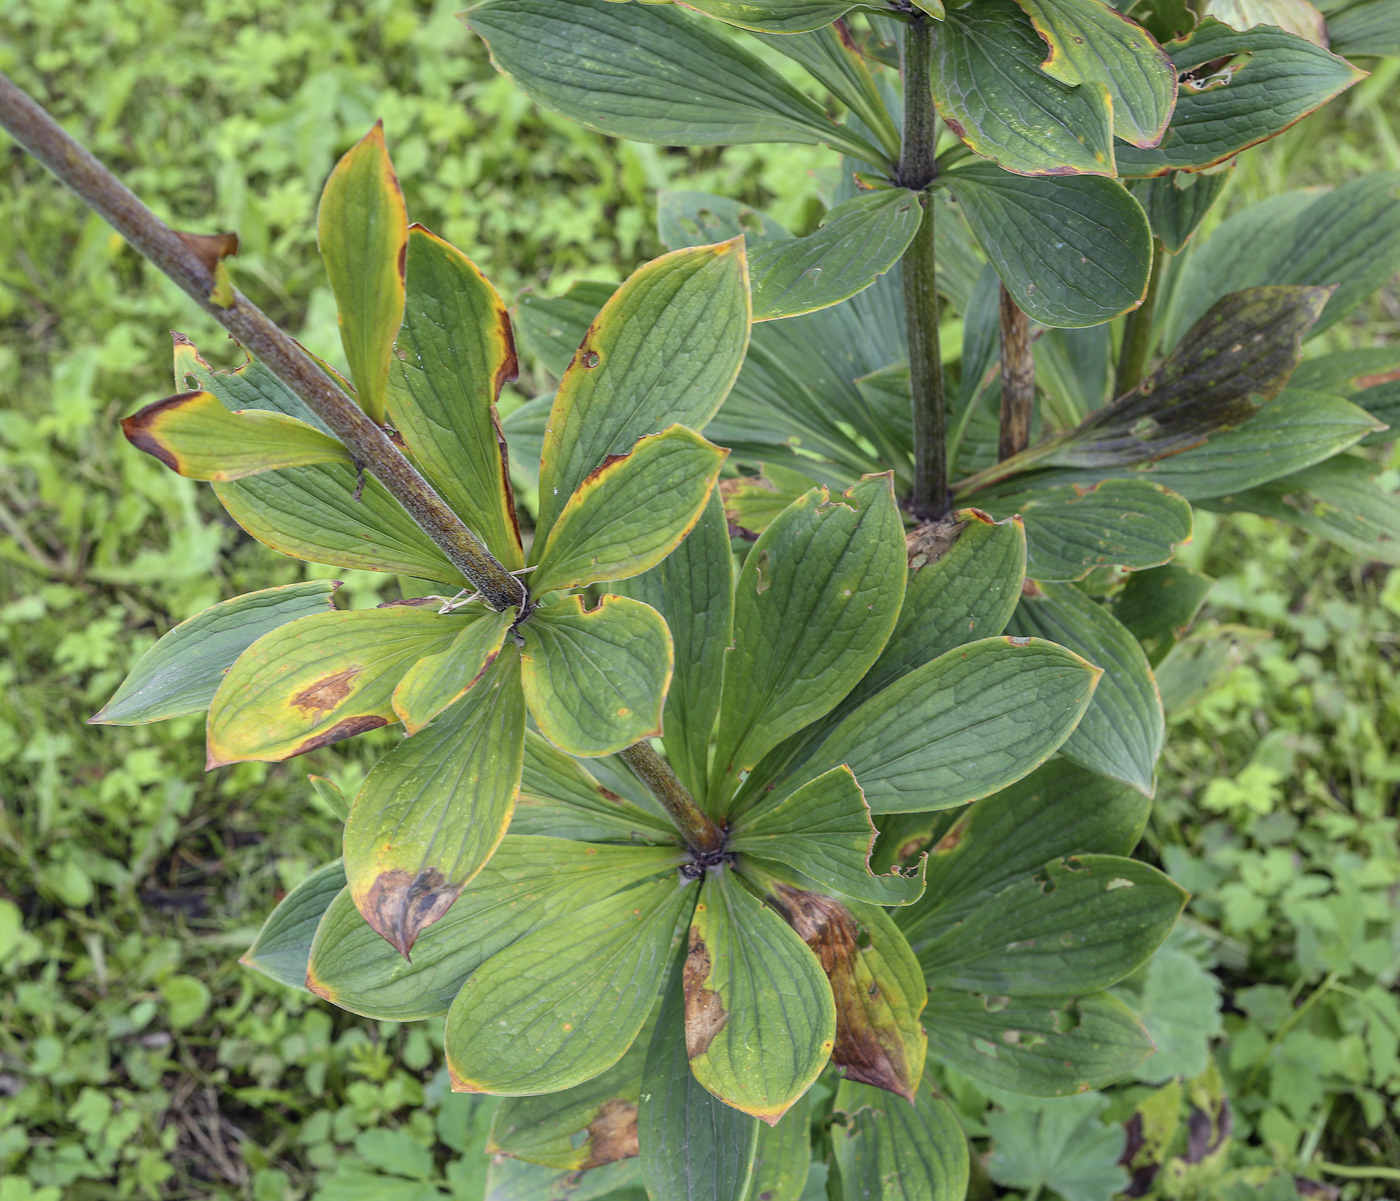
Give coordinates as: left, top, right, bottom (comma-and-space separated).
0, 71, 527, 612
1114, 238, 1165, 399
997, 284, 1034, 461
898, 12, 948, 521
618, 740, 725, 857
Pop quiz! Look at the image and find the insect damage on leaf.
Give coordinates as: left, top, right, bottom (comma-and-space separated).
363, 866, 463, 960
683, 926, 729, 1057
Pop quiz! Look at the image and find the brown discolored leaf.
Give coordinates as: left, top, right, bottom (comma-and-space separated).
683, 928, 729, 1058
584, 1099, 640, 1168
362, 867, 461, 960
177, 229, 239, 274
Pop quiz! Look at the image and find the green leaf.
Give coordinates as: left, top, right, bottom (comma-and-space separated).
1200, 455, 1400, 566
909, 854, 1186, 993
536, 240, 750, 539
925, 989, 1156, 1096
241, 859, 346, 991
91, 581, 338, 725
1116, 18, 1364, 177
931, 0, 1116, 178
172, 333, 331, 431
1290, 345, 1400, 394
1206, 0, 1330, 44
386, 225, 524, 570
532, 426, 727, 594
1130, 165, 1233, 253
120, 390, 350, 480
610, 492, 734, 798
463, 0, 887, 163
205, 605, 461, 767
1113, 943, 1222, 1082
977, 479, 1193, 581
1008, 582, 1163, 794
941, 165, 1153, 328
776, 636, 1100, 815
317, 122, 407, 423
762, 880, 928, 1103
485, 1156, 643, 1201
1357, 380, 1400, 447
731, 767, 925, 906
1014, 0, 1177, 146
685, 869, 835, 1123
1162, 171, 1400, 343
344, 645, 526, 958
444, 874, 691, 1095
746, 191, 922, 322
658, 192, 791, 252
1327, 0, 1400, 56
679, 0, 859, 33
988, 1093, 1127, 1201
307, 837, 683, 1020
639, 943, 760, 1201
490, 1018, 649, 1169
744, 1096, 810, 1201
1110, 563, 1213, 666
709, 476, 905, 811
391, 607, 513, 735
830, 1077, 970, 1201
514, 280, 619, 379
513, 731, 677, 844
520, 594, 673, 758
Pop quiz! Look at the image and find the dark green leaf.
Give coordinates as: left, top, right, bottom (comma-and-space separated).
1008, 582, 1163, 794
1290, 345, 1400, 394
1356, 380, 1400, 447
92, 581, 338, 725
1327, 0, 1400, 56
679, 0, 860, 33
242, 860, 346, 991
1153, 620, 1271, 714
658, 192, 791, 252
931, 0, 1116, 178
463, 0, 887, 163
830, 1078, 970, 1201
941, 164, 1153, 327
485, 1156, 643, 1201
1110, 563, 1213, 666
1130, 165, 1233, 253
1117, 18, 1364, 176
925, 989, 1156, 1096
744, 1094, 810, 1201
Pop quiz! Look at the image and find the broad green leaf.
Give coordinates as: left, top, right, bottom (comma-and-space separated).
1015, 0, 1177, 146
536, 240, 750, 538
514, 280, 619, 378
1116, 19, 1364, 177
1008, 582, 1163, 794
317, 122, 407, 423
709, 476, 905, 811
1205, 0, 1329, 43
957, 264, 1003, 425
744, 1096, 810, 1201
205, 606, 461, 766
611, 492, 733, 798
121, 390, 350, 480
639, 944, 759, 1201
92, 581, 338, 725
391, 607, 513, 734
445, 875, 691, 1095
485, 1155, 642, 1201
763, 879, 928, 1103
941, 165, 1152, 327
908, 854, 1186, 992
830, 1078, 970, 1201
1201, 455, 1400, 566
306, 837, 682, 1020
490, 1020, 650, 1169
731, 767, 925, 906
344, 646, 525, 958
386, 226, 524, 570
241, 859, 346, 991
976, 479, 1193, 581
679, 0, 859, 33
747, 191, 922, 322
463, 0, 887, 163
931, 0, 1116, 178
986, 1092, 1128, 1201
1130, 164, 1233, 253
532, 426, 727, 594
1290, 345, 1400, 394
684, 869, 835, 1123
778, 637, 1100, 815
658, 192, 791, 252
520, 595, 673, 757
1112, 941, 1223, 1082
513, 731, 678, 844
1153, 620, 1271, 714
1327, 0, 1400, 56
925, 989, 1156, 1096
1162, 172, 1400, 343
1110, 563, 1213, 666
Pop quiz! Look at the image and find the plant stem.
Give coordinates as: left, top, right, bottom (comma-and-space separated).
0, 71, 527, 613
1316, 1162, 1400, 1182
898, 13, 948, 521
618, 741, 725, 857
1113, 237, 1164, 398
997, 284, 1033, 461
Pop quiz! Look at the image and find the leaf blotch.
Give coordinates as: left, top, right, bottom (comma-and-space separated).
291, 667, 364, 718
582, 1099, 640, 1168
683, 929, 728, 1058
362, 866, 463, 959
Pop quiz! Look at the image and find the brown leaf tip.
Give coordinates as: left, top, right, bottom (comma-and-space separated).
120, 391, 206, 472
362, 867, 462, 960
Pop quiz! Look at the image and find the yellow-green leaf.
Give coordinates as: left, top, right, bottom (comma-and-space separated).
391, 606, 514, 734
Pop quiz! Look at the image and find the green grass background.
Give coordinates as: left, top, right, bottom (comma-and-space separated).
1, 2, 1399, 1198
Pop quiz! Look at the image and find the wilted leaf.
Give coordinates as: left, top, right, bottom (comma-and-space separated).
241, 859, 346, 991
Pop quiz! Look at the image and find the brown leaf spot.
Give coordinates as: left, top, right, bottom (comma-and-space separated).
905, 514, 968, 572
933, 825, 964, 854
683, 929, 728, 1058
582, 1099, 640, 1168
362, 867, 463, 959
291, 668, 364, 719
288, 714, 388, 758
